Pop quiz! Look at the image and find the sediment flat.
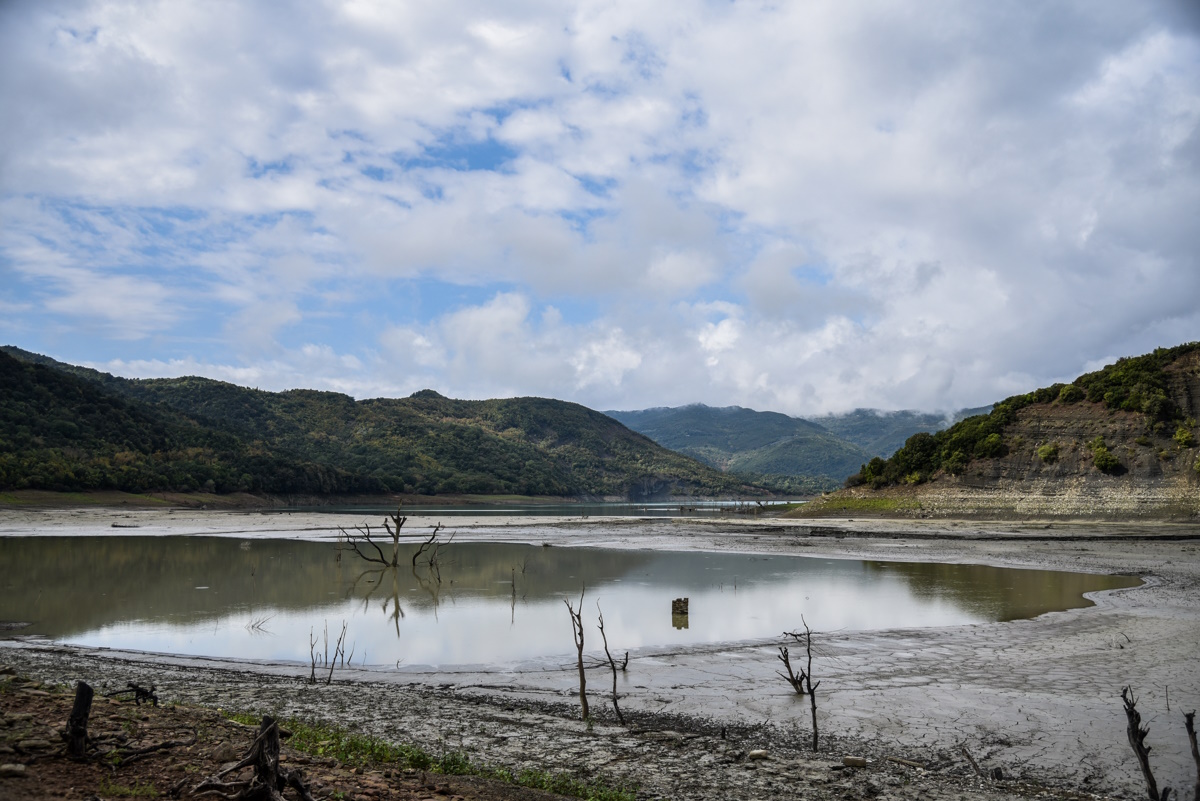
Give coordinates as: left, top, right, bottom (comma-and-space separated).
2, 508, 1198, 800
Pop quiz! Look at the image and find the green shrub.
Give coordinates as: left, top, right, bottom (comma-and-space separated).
974, 433, 1006, 458
1093, 448, 1121, 473
942, 450, 968, 475
1037, 443, 1059, 464
1174, 427, 1195, 448
1058, 384, 1086, 403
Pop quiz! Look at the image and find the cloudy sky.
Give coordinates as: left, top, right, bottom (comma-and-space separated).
2, 1, 1198, 416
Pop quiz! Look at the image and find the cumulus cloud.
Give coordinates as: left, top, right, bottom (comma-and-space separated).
1, 0, 1197, 415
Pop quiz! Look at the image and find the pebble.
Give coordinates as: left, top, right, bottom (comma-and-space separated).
747, 749, 769, 760
0, 764, 27, 778
843, 756, 868, 768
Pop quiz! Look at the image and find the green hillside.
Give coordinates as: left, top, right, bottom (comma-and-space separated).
849, 342, 1200, 488
607, 404, 872, 492
0, 348, 760, 500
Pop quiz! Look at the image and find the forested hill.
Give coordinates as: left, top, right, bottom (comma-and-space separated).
841, 342, 1200, 490
607, 404, 872, 493
0, 347, 760, 500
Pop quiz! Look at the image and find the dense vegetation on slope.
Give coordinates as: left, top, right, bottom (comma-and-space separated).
0, 351, 383, 495
850, 343, 1200, 488
607, 404, 873, 492
0, 348, 755, 499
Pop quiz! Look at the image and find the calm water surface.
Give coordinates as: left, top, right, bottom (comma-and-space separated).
0, 537, 1138, 666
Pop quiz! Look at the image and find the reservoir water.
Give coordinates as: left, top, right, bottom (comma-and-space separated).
0, 536, 1138, 667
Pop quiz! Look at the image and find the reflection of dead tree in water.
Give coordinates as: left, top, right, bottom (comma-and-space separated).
339, 506, 453, 628
779, 617, 821, 751
348, 564, 405, 636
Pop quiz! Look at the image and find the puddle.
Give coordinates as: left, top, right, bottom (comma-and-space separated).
0, 537, 1138, 666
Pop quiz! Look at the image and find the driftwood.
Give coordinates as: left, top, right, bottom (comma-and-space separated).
106, 682, 158, 706
66, 681, 93, 759
192, 715, 314, 801
1122, 686, 1171, 801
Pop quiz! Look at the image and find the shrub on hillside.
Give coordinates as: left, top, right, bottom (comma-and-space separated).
1058, 384, 1086, 403
1175, 426, 1195, 448
1037, 443, 1059, 464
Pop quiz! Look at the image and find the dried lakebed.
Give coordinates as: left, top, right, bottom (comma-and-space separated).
2, 510, 1199, 800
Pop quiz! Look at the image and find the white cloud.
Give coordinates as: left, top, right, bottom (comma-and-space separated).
1, 0, 1198, 415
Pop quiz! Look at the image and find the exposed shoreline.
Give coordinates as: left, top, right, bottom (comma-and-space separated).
3, 509, 1200, 800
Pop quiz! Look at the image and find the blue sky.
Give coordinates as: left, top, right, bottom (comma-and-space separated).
2, 1, 1199, 414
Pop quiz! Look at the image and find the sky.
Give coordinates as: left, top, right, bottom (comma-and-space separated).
2, 1, 1199, 417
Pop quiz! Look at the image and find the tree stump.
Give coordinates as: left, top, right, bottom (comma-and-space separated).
66, 681, 93, 759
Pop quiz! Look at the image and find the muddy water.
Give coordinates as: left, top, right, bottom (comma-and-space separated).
0, 536, 1137, 666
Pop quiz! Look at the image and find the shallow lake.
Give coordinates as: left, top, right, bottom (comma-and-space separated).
0, 537, 1138, 667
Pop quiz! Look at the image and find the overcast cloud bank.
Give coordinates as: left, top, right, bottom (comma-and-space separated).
2, 0, 1198, 415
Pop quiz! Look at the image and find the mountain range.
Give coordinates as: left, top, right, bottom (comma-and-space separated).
0, 347, 758, 501
607, 405, 985, 492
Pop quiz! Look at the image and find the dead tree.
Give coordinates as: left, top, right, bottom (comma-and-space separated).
65, 681, 93, 759
1185, 711, 1200, 801
339, 507, 407, 567
564, 588, 589, 721
596, 602, 625, 725
782, 618, 821, 751
1122, 686, 1171, 801
192, 715, 314, 801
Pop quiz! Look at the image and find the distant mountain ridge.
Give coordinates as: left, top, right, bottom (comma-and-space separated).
0, 347, 761, 501
607, 403, 982, 492
811, 407, 992, 459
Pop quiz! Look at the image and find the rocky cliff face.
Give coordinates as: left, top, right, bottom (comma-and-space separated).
802, 349, 1200, 520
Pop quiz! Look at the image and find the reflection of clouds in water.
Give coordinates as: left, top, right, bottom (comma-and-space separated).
71, 573, 986, 666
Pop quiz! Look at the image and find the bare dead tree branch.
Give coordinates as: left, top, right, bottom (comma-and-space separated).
565, 588, 589, 721
1185, 710, 1199, 801
412, 523, 444, 567
776, 646, 807, 695
1122, 685, 1171, 801
192, 715, 314, 801
596, 601, 625, 725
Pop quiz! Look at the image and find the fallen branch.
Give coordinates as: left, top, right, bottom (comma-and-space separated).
106, 682, 158, 707
961, 745, 986, 779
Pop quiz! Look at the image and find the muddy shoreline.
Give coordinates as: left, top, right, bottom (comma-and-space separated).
3, 510, 1199, 800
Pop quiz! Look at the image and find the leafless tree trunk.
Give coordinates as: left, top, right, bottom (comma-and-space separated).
782, 617, 821, 751
1185, 710, 1199, 801
565, 588, 588, 721
1122, 686, 1171, 801
596, 602, 624, 725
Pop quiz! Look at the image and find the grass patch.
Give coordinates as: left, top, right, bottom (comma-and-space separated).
795, 496, 921, 515
97, 778, 159, 798
221, 712, 636, 801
